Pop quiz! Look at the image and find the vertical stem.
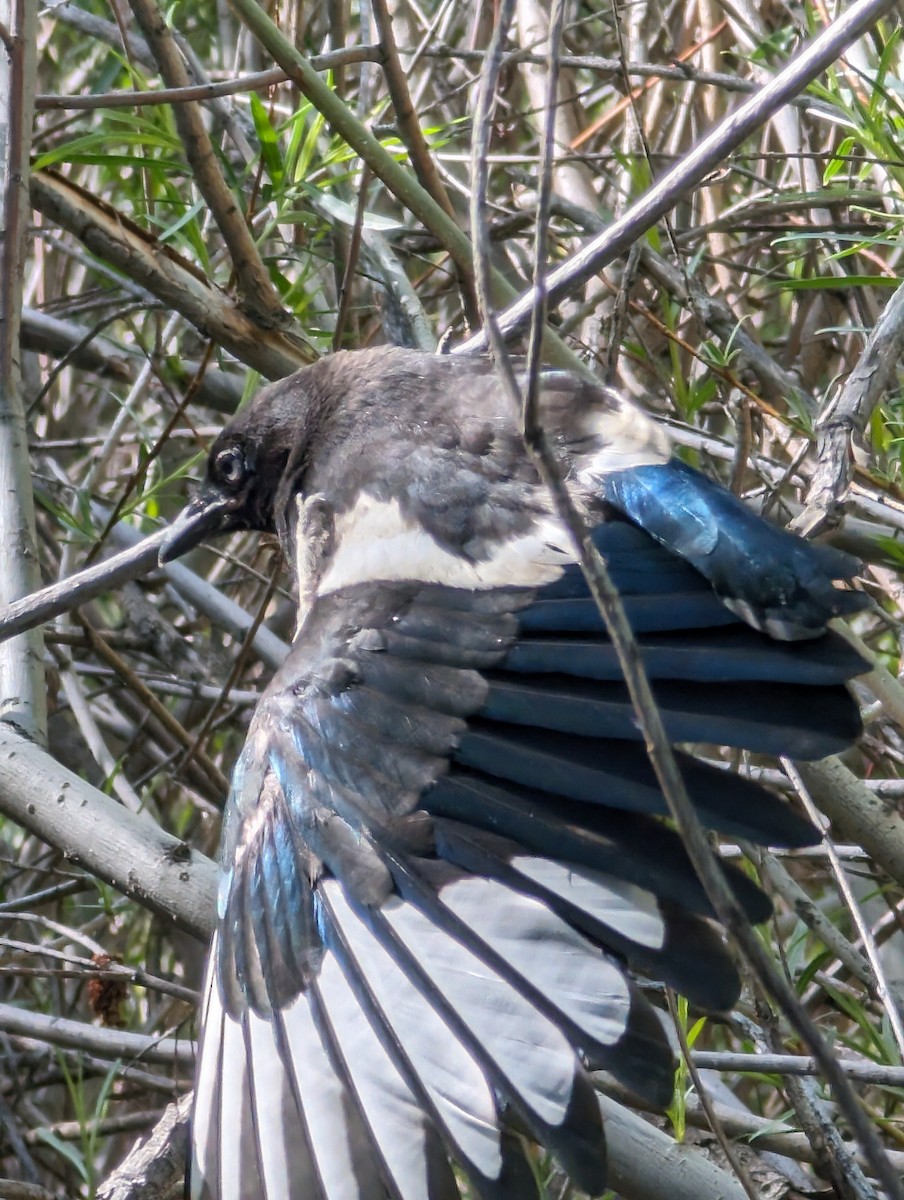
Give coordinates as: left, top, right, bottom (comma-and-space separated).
0, 0, 46, 742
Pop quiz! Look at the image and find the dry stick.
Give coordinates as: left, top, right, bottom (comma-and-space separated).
25, 1111, 163, 1144
95, 1096, 190, 1200
784, 759, 904, 1059
0, 1181, 55, 1200
0, 723, 217, 937
105, 519, 289, 669
0, 521, 292, 678
786, 1064, 878, 1200
457, 0, 899, 355
597, 1094, 749, 1200
367, 0, 480, 326
692, 1053, 904, 1084
756, 849, 874, 988
570, 20, 728, 148
0, 937, 195, 1005
332, 166, 372, 351
543, 192, 812, 410
15, 1040, 187, 1097
793, 276, 904, 537
0, 530, 165, 644
426, 46, 841, 113
598, 1076, 904, 1173
369, 0, 477, 324
78, 618, 229, 797
87, 339, 217, 567
0, 1002, 194, 1066
21, 306, 139, 381
798, 757, 904, 890
175, 555, 279, 783
127, 0, 290, 332
469, 9, 903, 1199
10, 1000, 903, 1094
370, 0, 454, 220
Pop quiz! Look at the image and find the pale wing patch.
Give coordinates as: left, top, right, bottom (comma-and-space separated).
435, 874, 633, 1048
572, 387, 671, 480
319, 496, 572, 595
511, 857, 667, 950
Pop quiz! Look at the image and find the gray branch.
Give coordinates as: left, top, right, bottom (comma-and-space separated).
0, 721, 217, 940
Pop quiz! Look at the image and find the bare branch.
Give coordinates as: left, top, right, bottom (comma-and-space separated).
127, 0, 290, 331
95, 1098, 190, 1200
0, 722, 217, 939
794, 277, 904, 536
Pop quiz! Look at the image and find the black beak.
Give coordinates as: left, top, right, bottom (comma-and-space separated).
159, 488, 235, 564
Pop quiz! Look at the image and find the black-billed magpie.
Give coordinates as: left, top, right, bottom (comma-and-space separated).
162, 346, 869, 1200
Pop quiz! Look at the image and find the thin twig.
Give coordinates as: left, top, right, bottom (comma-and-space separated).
127, 0, 290, 331
691, 1052, 904, 1084
784, 758, 904, 1060
35, 46, 382, 109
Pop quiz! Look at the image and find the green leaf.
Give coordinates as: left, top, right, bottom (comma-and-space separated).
312, 189, 405, 232
823, 135, 856, 184
33, 1127, 89, 1182
250, 92, 285, 188
777, 275, 903, 290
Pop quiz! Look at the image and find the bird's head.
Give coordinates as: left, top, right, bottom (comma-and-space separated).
159, 359, 345, 564
159, 346, 496, 567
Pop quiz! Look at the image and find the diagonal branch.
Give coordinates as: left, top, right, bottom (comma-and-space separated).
0, 722, 217, 939
793, 276, 904, 536
127, 0, 292, 331
30, 170, 312, 379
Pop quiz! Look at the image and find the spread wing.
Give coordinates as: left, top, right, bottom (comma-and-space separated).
191, 511, 867, 1200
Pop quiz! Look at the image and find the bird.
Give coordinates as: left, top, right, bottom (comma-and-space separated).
161, 345, 869, 1200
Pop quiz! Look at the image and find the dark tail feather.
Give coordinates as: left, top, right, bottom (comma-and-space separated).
599, 460, 869, 640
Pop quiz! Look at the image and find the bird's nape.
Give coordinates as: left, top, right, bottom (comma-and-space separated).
164, 348, 869, 1200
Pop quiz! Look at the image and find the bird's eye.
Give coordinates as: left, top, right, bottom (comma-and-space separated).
213, 446, 248, 490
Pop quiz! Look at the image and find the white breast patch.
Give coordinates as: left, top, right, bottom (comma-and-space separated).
317, 495, 573, 596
